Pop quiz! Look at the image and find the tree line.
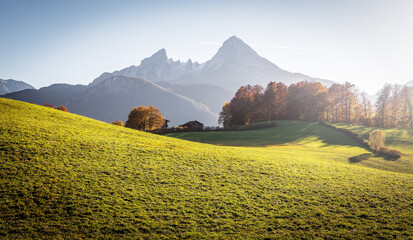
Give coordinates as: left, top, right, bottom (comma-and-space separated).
219, 81, 413, 129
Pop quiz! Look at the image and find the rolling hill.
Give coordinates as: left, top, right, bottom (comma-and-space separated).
167, 120, 413, 174
1, 98, 412, 239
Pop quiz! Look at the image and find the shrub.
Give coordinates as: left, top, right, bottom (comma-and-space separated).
378, 147, 402, 158
56, 105, 68, 112
369, 130, 385, 151
42, 103, 56, 108
110, 121, 124, 127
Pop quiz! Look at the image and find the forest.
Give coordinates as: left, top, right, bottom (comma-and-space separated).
219, 81, 413, 129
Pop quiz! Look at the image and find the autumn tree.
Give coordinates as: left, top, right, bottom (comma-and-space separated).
369, 130, 386, 151
360, 92, 374, 126
389, 85, 402, 128
286, 81, 328, 121
327, 82, 357, 123
263, 82, 287, 120
224, 85, 264, 126
399, 86, 413, 128
375, 84, 392, 128
218, 101, 230, 128
125, 106, 165, 131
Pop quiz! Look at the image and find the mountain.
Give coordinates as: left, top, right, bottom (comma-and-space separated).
406, 80, 413, 87
192, 36, 335, 90
3, 83, 88, 107
90, 49, 203, 87
0, 79, 34, 95
157, 81, 234, 113
69, 76, 218, 126
91, 36, 335, 91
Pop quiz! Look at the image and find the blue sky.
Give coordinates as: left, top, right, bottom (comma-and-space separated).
1, 0, 412, 94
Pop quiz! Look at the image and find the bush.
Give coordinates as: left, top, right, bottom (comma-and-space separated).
378, 147, 402, 158
369, 130, 386, 151
56, 105, 68, 112
42, 103, 56, 108
110, 121, 124, 127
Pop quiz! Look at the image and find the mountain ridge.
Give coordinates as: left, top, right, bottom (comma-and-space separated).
68, 75, 218, 126
90, 36, 335, 90
0, 78, 34, 95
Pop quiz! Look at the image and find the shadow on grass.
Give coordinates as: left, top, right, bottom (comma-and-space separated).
349, 152, 401, 163
377, 153, 401, 161
349, 153, 374, 163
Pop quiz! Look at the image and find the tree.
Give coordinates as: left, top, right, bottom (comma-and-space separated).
263, 82, 287, 120
360, 93, 374, 126
327, 82, 357, 123
375, 84, 392, 128
400, 86, 413, 128
218, 101, 230, 128
286, 81, 328, 121
369, 130, 386, 151
124, 106, 165, 131
388, 85, 402, 127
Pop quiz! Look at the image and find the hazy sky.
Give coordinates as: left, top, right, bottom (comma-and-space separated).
1, 0, 412, 94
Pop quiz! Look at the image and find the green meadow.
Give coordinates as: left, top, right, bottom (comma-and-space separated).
1, 98, 413, 239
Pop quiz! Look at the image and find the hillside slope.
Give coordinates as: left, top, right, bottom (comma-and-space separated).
0, 98, 412, 239
168, 121, 413, 174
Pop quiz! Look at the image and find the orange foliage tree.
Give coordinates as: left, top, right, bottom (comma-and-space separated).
125, 106, 165, 131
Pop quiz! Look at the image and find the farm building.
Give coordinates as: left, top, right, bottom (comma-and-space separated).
179, 120, 204, 130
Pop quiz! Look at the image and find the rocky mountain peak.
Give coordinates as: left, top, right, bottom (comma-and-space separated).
140, 48, 168, 67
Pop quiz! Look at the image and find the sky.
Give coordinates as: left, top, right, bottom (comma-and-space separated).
1, 0, 413, 94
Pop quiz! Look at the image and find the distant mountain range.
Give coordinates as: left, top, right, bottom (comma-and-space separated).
3, 83, 87, 106
92, 36, 335, 91
2, 36, 345, 126
68, 76, 218, 126
0, 79, 34, 95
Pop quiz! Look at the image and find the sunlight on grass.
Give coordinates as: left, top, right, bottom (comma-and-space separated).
1, 98, 412, 239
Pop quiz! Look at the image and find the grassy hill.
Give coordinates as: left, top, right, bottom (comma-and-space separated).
168, 121, 413, 174
328, 123, 413, 154
325, 123, 413, 174
1, 98, 413, 239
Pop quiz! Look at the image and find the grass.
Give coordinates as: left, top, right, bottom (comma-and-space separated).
1, 98, 413, 239
327, 123, 413, 174
168, 120, 365, 147
328, 123, 413, 154
168, 120, 413, 174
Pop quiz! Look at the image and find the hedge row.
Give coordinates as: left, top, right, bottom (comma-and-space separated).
320, 122, 402, 159
319, 122, 371, 150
